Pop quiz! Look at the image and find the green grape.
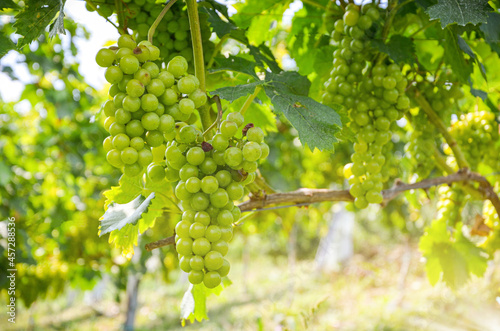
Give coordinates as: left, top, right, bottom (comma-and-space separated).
188, 270, 204, 284
175, 220, 191, 238
189, 222, 206, 239
217, 259, 230, 277
226, 112, 244, 127
186, 146, 205, 165
124, 163, 142, 177
210, 188, 229, 208
192, 237, 211, 256
242, 141, 262, 162
200, 176, 218, 194
203, 271, 221, 288
205, 225, 222, 242
120, 54, 140, 74
147, 163, 165, 181
211, 239, 229, 256
176, 238, 193, 256
194, 211, 211, 226
217, 210, 233, 226
96, 48, 116, 67
137, 148, 153, 167
224, 147, 243, 167
191, 192, 210, 211
190, 255, 205, 271
204, 251, 224, 271
105, 66, 124, 84
246, 127, 264, 143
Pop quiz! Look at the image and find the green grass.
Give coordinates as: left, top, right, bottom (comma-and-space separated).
3, 234, 500, 331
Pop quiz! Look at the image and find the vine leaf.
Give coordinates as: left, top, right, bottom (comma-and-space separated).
210, 55, 259, 79
442, 27, 473, 83
419, 221, 487, 289
372, 35, 415, 65
103, 175, 143, 208
14, 0, 66, 48
480, 12, 500, 55
265, 89, 342, 151
0, 0, 17, 10
457, 36, 486, 80
211, 81, 263, 101
0, 33, 15, 58
211, 70, 342, 151
48, 0, 66, 39
426, 0, 492, 28
99, 193, 155, 237
181, 284, 209, 325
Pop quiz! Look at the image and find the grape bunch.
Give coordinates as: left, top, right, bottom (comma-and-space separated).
416, 74, 464, 119
435, 185, 463, 225
97, 34, 207, 177
171, 117, 269, 288
446, 111, 500, 170
405, 111, 436, 179
91, 0, 213, 65
323, 3, 410, 209
481, 192, 500, 254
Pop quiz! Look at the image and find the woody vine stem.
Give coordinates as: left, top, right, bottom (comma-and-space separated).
146, 168, 500, 251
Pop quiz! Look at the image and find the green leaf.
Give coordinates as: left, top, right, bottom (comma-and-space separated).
181, 284, 209, 325
266, 71, 310, 97
468, 78, 487, 100
248, 44, 281, 73
0, 161, 13, 186
232, 0, 284, 29
14, 0, 66, 48
480, 12, 500, 54
0, 0, 17, 10
210, 81, 262, 101
457, 36, 486, 80
99, 193, 155, 237
426, 0, 492, 28
419, 221, 488, 289
442, 27, 473, 83
371, 35, 415, 65
103, 175, 143, 208
48, 0, 66, 39
264, 89, 341, 151
210, 55, 259, 79
108, 223, 139, 259
199, 4, 236, 38
453, 227, 487, 278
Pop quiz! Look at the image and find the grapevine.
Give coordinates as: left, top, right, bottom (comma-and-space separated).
323, 3, 410, 209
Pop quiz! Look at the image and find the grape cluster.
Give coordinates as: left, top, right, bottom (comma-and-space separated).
446, 111, 500, 170
171, 117, 269, 288
97, 35, 207, 177
322, 3, 410, 208
481, 193, 500, 254
435, 185, 463, 225
405, 111, 436, 179
90, 0, 213, 64
417, 76, 464, 118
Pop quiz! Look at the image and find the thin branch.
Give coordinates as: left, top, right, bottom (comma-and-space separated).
145, 169, 500, 251
145, 236, 175, 251
240, 86, 262, 115
86, 0, 119, 30
148, 0, 178, 44
202, 96, 223, 138
207, 34, 229, 69
413, 91, 470, 169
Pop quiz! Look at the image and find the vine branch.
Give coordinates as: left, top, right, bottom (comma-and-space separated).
413, 91, 470, 169
148, 0, 177, 44
186, 0, 211, 131
145, 169, 500, 251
